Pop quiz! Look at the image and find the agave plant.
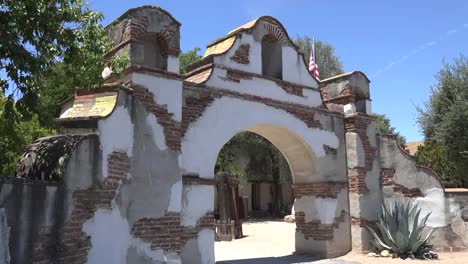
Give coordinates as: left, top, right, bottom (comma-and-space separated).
367, 201, 437, 260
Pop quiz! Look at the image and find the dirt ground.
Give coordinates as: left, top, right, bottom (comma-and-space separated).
215, 220, 468, 264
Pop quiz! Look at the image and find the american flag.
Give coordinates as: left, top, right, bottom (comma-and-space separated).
308, 39, 320, 80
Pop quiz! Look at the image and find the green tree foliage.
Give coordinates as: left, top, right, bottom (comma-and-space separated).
294, 35, 344, 79
417, 55, 468, 185
0, 0, 111, 116
179, 47, 203, 74
0, 0, 124, 175
414, 142, 457, 183
0, 92, 53, 176
375, 113, 406, 146
215, 132, 291, 184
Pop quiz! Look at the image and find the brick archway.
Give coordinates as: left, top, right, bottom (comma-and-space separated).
179, 96, 351, 262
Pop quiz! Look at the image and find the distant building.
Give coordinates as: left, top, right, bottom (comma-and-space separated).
405, 141, 424, 155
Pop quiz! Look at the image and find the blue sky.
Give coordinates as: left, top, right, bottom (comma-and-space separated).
90, 0, 468, 142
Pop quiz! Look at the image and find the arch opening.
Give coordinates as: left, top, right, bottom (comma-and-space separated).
143, 35, 168, 70
213, 129, 299, 262
261, 34, 283, 80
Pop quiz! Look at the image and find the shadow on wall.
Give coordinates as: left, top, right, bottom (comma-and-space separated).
216, 254, 358, 264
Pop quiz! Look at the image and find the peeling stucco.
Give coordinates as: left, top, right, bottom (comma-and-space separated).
99, 105, 134, 178
0, 208, 10, 264
181, 185, 214, 227
181, 96, 339, 179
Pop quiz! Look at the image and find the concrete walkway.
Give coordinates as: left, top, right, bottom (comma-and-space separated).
217, 256, 360, 264
215, 220, 360, 264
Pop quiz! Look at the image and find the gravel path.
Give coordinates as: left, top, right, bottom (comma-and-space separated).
215, 220, 468, 264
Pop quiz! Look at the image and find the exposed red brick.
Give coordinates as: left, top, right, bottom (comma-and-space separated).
348, 167, 368, 194
32, 152, 129, 264
131, 212, 214, 253
345, 114, 377, 194
380, 168, 422, 198
291, 182, 347, 199
230, 44, 250, 64
221, 69, 253, 83
275, 80, 304, 97
181, 86, 323, 139
132, 85, 182, 151
182, 175, 216, 185
129, 81, 332, 152
121, 16, 149, 43
295, 210, 347, 240
351, 217, 377, 227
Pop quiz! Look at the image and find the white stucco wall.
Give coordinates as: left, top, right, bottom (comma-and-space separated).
167, 55, 180, 74
415, 188, 460, 228
212, 33, 318, 89
346, 133, 364, 168
99, 106, 134, 178
181, 185, 214, 227
146, 113, 168, 151
83, 203, 181, 264
168, 180, 182, 212
282, 45, 318, 87
132, 73, 183, 121
83, 205, 130, 264
295, 196, 339, 224
213, 34, 261, 75
206, 68, 322, 107
181, 97, 338, 179
343, 103, 356, 117
197, 229, 215, 264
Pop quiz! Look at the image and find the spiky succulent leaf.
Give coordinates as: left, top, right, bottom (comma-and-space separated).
367, 200, 435, 259
366, 226, 392, 250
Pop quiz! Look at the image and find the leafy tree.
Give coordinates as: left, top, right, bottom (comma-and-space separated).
0, 0, 110, 116
215, 131, 291, 216
0, 0, 125, 174
294, 35, 344, 79
179, 47, 203, 74
0, 91, 53, 176
374, 113, 406, 146
417, 55, 468, 185
414, 142, 457, 183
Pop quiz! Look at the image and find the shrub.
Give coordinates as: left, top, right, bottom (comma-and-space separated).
367, 201, 438, 260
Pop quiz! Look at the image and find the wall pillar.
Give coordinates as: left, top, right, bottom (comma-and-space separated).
292, 182, 351, 258
345, 113, 380, 251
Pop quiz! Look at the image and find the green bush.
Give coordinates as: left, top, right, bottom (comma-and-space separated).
367, 201, 438, 260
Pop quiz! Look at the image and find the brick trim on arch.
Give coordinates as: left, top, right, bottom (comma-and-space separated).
291, 182, 348, 199
131, 84, 182, 151
128, 80, 340, 152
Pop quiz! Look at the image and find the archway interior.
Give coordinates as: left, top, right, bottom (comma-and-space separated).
214, 130, 294, 218
213, 126, 315, 261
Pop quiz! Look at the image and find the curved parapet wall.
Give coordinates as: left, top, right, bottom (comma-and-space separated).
16, 134, 92, 181
379, 134, 443, 194
379, 135, 468, 249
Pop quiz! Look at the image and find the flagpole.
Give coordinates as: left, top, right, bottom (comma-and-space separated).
312, 37, 316, 64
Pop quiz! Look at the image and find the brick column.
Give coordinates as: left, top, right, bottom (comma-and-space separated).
292, 182, 351, 258
345, 113, 380, 251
